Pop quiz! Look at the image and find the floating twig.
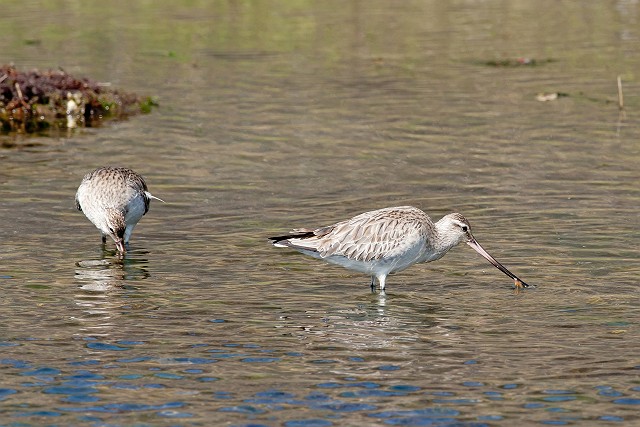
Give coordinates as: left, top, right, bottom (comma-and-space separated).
617, 75, 624, 110
536, 92, 569, 102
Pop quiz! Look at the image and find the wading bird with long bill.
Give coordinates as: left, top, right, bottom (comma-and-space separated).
270, 206, 530, 292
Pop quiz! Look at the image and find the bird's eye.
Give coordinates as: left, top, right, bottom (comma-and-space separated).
461, 225, 468, 232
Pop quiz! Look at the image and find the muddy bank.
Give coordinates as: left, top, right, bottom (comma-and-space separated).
0, 65, 156, 133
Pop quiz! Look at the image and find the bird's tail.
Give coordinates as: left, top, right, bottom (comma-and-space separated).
268, 229, 316, 248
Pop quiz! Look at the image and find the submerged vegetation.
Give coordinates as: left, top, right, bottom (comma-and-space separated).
480, 58, 557, 67
0, 65, 156, 133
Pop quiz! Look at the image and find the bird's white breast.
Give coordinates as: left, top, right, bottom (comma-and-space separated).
323, 235, 431, 276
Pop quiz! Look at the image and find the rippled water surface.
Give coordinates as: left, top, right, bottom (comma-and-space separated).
1, 1, 639, 425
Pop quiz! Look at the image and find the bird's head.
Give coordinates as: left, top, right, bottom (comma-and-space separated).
104, 209, 126, 252
435, 213, 474, 249
438, 212, 530, 288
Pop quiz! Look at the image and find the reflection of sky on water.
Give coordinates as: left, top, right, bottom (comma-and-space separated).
1, 337, 639, 425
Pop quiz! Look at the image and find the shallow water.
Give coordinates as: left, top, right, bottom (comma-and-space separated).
1, 1, 640, 426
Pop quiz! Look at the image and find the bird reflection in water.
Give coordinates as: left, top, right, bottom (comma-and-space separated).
73, 249, 150, 335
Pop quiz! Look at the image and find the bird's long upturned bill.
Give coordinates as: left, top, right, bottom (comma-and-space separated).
466, 238, 529, 288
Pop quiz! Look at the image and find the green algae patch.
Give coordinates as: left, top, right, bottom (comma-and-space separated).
0, 65, 156, 133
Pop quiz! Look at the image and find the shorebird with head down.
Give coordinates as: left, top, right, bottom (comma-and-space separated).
75, 167, 163, 253
269, 206, 530, 292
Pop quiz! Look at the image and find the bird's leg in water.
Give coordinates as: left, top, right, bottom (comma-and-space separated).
378, 275, 386, 292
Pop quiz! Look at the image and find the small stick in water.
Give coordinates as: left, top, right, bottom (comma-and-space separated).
617, 76, 624, 110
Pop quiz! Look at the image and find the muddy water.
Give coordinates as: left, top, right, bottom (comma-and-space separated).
1, 1, 639, 425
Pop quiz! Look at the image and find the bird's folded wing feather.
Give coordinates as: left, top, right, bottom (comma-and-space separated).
315, 213, 426, 262
127, 175, 151, 214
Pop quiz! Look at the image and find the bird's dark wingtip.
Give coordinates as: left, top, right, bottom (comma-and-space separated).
268, 231, 316, 245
